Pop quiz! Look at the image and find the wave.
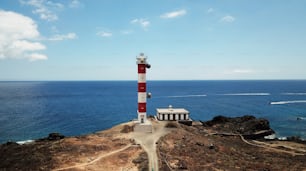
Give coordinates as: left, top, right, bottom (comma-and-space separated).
277, 137, 288, 140
264, 134, 276, 140
270, 100, 306, 105
222, 93, 270, 96
297, 117, 306, 120
166, 94, 207, 98
16, 139, 34, 145
281, 93, 306, 96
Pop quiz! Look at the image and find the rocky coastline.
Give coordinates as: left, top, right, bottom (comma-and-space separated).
0, 115, 305, 170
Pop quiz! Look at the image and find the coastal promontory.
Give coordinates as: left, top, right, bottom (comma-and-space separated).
0, 116, 305, 170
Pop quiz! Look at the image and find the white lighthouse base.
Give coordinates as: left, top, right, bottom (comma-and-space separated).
133, 120, 153, 133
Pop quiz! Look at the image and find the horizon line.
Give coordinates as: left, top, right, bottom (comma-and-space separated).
1, 79, 306, 82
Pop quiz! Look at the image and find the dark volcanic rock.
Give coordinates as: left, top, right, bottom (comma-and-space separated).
48, 133, 65, 140
4, 141, 19, 146
202, 115, 275, 139
206, 115, 231, 125
37, 133, 65, 141
286, 136, 306, 144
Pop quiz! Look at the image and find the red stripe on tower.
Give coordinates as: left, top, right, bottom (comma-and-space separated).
138, 64, 146, 73
138, 103, 146, 112
138, 83, 146, 92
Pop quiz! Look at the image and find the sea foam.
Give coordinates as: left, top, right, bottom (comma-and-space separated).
16, 140, 34, 145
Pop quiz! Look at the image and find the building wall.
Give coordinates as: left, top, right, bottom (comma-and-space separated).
157, 112, 189, 121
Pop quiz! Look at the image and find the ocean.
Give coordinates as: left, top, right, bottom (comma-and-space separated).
0, 80, 306, 143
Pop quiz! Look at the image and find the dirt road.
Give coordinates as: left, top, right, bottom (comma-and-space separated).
131, 120, 171, 171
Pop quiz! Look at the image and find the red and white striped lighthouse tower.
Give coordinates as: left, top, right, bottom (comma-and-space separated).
137, 53, 151, 124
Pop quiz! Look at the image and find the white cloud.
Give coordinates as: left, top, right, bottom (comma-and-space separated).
27, 53, 48, 61
0, 10, 47, 61
97, 31, 112, 37
232, 69, 253, 74
20, 0, 64, 21
69, 0, 81, 8
207, 8, 214, 14
220, 15, 235, 23
221, 68, 256, 76
160, 9, 186, 19
131, 18, 150, 29
12, 40, 45, 51
49, 32, 77, 41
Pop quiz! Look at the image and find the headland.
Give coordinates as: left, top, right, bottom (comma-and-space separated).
0, 115, 306, 170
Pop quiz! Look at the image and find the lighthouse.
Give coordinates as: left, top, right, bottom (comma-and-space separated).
136, 53, 151, 124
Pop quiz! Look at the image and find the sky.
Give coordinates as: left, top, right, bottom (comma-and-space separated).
0, 0, 306, 80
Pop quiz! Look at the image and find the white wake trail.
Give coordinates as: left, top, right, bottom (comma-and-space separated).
281, 93, 306, 96
166, 94, 207, 98
222, 93, 270, 96
270, 100, 306, 105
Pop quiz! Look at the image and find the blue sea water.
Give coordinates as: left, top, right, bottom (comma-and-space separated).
0, 80, 306, 143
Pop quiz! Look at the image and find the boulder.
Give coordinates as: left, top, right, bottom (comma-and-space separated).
47, 133, 65, 141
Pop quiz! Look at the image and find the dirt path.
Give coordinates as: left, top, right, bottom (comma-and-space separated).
53, 144, 132, 171
130, 120, 171, 171
250, 139, 306, 155
211, 132, 305, 156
